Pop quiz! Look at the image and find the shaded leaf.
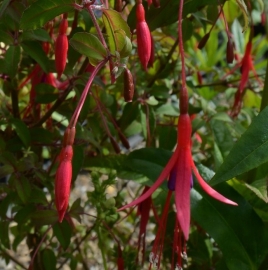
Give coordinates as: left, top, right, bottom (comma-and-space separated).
211, 107, 268, 185
11, 118, 31, 147
69, 32, 107, 65
4, 45, 21, 78
21, 41, 50, 73
53, 220, 72, 249
20, 0, 74, 30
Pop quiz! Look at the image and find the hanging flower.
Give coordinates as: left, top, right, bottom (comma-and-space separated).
118, 113, 237, 268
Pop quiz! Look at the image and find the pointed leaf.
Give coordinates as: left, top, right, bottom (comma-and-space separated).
0, 0, 11, 19
53, 220, 72, 249
102, 9, 131, 55
11, 118, 31, 147
69, 32, 107, 65
211, 107, 268, 185
20, 0, 74, 30
21, 41, 50, 73
4, 45, 21, 78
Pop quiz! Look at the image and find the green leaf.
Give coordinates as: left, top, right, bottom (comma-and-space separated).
11, 118, 31, 147
0, 164, 14, 178
12, 175, 31, 204
20, 28, 51, 42
31, 210, 58, 226
53, 220, 72, 249
126, 148, 172, 181
0, 221, 10, 249
72, 145, 84, 182
102, 9, 131, 55
191, 182, 268, 269
0, 0, 11, 19
4, 45, 21, 78
21, 41, 50, 73
35, 83, 58, 104
20, 0, 74, 30
211, 107, 268, 185
69, 32, 107, 65
0, 29, 13, 44
42, 249, 57, 270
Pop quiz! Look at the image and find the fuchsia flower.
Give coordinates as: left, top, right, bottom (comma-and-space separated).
119, 113, 237, 268
222, 39, 263, 117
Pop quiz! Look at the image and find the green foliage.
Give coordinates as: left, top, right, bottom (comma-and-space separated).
0, 0, 268, 269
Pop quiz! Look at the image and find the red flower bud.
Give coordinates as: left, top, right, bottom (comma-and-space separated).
136, 4, 151, 70
197, 32, 210, 49
55, 18, 68, 79
136, 3, 146, 22
55, 145, 73, 222
123, 68, 134, 102
226, 39, 234, 64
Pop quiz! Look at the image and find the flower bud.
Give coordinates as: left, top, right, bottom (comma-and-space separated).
226, 39, 234, 64
55, 146, 73, 222
55, 34, 68, 79
123, 68, 134, 102
197, 32, 210, 50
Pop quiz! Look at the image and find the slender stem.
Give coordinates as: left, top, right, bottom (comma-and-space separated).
10, 85, 20, 119
30, 58, 89, 128
178, 0, 188, 114
69, 59, 108, 127
28, 225, 52, 269
260, 60, 268, 111
96, 226, 108, 270
87, 6, 108, 50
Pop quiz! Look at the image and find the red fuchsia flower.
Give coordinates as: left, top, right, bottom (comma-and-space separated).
55, 127, 76, 222
221, 38, 263, 117
136, 2, 152, 70
55, 14, 68, 79
118, 113, 237, 268
55, 145, 73, 222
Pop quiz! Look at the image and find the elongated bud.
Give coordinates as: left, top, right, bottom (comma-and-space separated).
123, 68, 134, 102
136, 5, 151, 71
63, 127, 76, 146
59, 17, 68, 35
226, 39, 234, 64
55, 145, 73, 222
152, 0, 160, 8
55, 34, 68, 78
55, 17, 68, 79
197, 33, 210, 49
136, 3, 145, 22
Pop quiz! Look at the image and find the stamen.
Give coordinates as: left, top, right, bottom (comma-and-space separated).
175, 264, 183, 270
181, 251, 188, 261
149, 252, 155, 264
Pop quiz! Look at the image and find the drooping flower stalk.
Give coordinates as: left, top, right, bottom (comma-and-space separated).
54, 59, 108, 221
